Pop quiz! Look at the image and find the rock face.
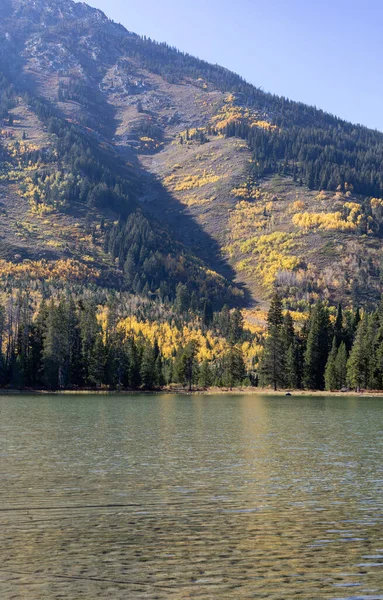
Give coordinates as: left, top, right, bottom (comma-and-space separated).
1, 0, 383, 307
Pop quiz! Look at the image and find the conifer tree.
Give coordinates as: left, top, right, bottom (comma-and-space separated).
347, 317, 368, 391
282, 311, 295, 349
88, 335, 106, 387
334, 303, 344, 347
229, 309, 244, 344
335, 342, 348, 389
304, 301, 331, 390
199, 359, 213, 388
325, 337, 338, 391
202, 300, 213, 328
127, 337, 141, 389
285, 338, 300, 389
141, 342, 156, 389
222, 345, 246, 389
260, 293, 285, 390
154, 353, 165, 387
174, 340, 199, 391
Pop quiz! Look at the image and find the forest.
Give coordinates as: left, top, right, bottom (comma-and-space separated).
2, 4, 383, 393
0, 286, 381, 393
124, 36, 383, 198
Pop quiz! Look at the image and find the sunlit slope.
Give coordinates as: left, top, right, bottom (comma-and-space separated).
1, 0, 383, 307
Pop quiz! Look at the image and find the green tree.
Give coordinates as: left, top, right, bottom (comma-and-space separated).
174, 340, 200, 391
347, 317, 368, 391
141, 342, 156, 389
229, 309, 244, 343
335, 342, 348, 389
304, 301, 331, 390
175, 283, 189, 314
202, 301, 213, 328
88, 335, 106, 387
260, 293, 286, 390
334, 303, 344, 347
267, 292, 284, 328
325, 337, 338, 391
285, 338, 300, 389
127, 337, 141, 389
199, 359, 213, 388
222, 345, 246, 389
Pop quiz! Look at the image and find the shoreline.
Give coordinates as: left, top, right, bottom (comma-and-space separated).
1, 387, 383, 397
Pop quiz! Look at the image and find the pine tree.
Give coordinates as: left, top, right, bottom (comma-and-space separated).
154, 353, 165, 387
42, 300, 67, 389
140, 342, 156, 389
222, 345, 246, 389
304, 301, 331, 390
285, 338, 300, 389
175, 283, 189, 314
335, 342, 348, 389
334, 303, 344, 347
347, 317, 368, 391
282, 311, 295, 349
202, 301, 213, 328
127, 337, 141, 389
79, 300, 101, 385
229, 309, 244, 344
199, 359, 213, 388
353, 307, 361, 331
88, 335, 106, 387
174, 340, 199, 391
325, 337, 338, 391
267, 292, 284, 328
260, 293, 286, 390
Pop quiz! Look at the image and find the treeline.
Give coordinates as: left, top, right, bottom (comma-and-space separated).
222, 117, 383, 199
260, 293, 383, 392
0, 71, 16, 119
0, 291, 249, 391
122, 34, 383, 198
0, 73, 239, 308
2, 287, 383, 392
103, 211, 239, 309
0, 68, 136, 215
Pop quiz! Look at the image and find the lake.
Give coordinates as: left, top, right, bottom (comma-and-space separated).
0, 394, 382, 599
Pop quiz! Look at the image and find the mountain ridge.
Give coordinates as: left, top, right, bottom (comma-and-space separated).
1, 0, 383, 310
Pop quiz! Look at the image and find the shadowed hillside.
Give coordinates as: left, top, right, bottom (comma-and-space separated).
1, 0, 383, 310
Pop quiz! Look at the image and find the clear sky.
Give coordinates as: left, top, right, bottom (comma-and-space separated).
86, 0, 383, 131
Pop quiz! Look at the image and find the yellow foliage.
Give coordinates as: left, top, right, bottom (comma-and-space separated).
371, 198, 383, 209
240, 231, 297, 255
292, 212, 357, 231
180, 195, 212, 207
315, 190, 327, 201
117, 316, 228, 361
212, 99, 278, 133
228, 200, 269, 239
288, 200, 305, 213
164, 171, 222, 191
344, 202, 360, 211
227, 231, 300, 289
231, 183, 261, 200
46, 240, 63, 248
0, 259, 100, 283
343, 202, 362, 224
139, 137, 162, 151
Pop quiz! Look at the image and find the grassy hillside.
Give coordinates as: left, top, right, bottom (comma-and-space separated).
1, 0, 383, 313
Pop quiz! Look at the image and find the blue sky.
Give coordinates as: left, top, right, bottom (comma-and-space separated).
87, 0, 383, 131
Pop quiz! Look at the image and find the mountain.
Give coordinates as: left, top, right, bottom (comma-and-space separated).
1, 0, 383, 311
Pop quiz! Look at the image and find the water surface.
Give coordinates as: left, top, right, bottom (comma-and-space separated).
0, 394, 382, 598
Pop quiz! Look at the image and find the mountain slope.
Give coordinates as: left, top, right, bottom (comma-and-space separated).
1, 0, 383, 309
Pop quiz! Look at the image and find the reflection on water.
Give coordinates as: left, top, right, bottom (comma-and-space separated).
0, 394, 382, 599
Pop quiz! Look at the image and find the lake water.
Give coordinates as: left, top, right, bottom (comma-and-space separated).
0, 394, 382, 599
